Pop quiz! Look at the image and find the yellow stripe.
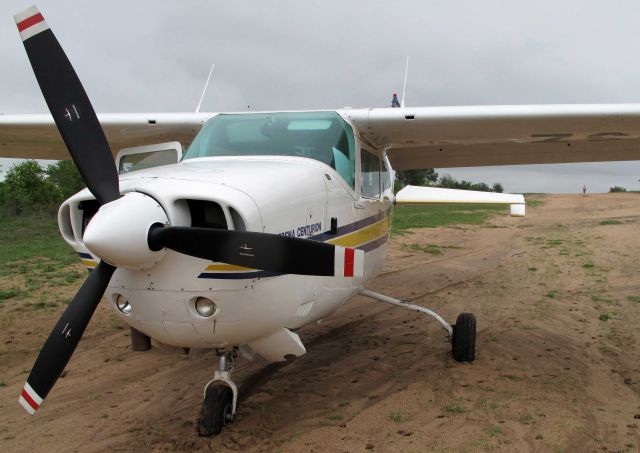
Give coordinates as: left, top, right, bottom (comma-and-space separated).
327, 218, 389, 247
81, 259, 97, 268
205, 263, 254, 272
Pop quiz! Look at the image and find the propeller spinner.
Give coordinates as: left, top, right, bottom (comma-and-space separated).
15, 5, 364, 415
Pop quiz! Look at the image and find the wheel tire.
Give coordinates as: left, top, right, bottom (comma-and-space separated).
197, 383, 234, 437
452, 312, 476, 362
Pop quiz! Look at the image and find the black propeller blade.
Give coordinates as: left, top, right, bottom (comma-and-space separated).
148, 225, 361, 277
18, 261, 116, 414
16, 6, 119, 205
15, 6, 121, 414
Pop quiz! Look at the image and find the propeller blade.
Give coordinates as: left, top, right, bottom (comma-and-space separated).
15, 6, 119, 205
148, 226, 364, 277
18, 261, 116, 415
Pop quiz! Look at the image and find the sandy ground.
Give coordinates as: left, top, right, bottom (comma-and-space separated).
2, 193, 640, 452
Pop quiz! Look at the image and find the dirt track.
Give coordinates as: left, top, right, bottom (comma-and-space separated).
2, 193, 640, 452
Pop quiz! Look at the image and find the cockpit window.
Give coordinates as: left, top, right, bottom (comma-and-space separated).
183, 112, 356, 187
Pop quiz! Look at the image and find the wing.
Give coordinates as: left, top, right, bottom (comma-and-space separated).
395, 185, 526, 217
342, 104, 640, 169
0, 112, 213, 160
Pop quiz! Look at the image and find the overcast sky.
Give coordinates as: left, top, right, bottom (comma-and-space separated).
1, 0, 640, 193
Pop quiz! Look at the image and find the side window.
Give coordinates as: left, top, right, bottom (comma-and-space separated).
360, 150, 381, 198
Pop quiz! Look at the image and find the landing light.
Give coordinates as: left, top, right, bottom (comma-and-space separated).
195, 297, 217, 318
116, 294, 132, 315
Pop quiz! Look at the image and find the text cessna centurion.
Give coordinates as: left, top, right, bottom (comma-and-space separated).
3, 5, 640, 436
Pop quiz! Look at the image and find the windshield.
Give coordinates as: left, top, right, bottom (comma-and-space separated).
183, 112, 356, 187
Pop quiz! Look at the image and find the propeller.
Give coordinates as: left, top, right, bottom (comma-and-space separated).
15, 5, 363, 415
15, 5, 121, 414
148, 225, 361, 277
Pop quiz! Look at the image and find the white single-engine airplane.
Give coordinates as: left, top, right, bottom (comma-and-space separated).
3, 5, 640, 436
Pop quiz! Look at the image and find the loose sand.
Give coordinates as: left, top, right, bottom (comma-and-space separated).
1, 193, 640, 452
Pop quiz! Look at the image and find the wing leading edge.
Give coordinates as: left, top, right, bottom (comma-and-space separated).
342, 104, 640, 170
0, 112, 213, 160
6, 104, 640, 167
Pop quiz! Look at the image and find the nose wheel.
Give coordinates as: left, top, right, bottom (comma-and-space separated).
197, 350, 238, 437
197, 383, 234, 436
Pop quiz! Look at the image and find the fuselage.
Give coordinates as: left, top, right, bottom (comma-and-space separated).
58, 111, 394, 352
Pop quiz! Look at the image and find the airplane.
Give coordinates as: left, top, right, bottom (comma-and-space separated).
3, 5, 640, 437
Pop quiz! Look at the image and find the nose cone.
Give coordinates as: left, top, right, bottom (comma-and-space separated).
83, 192, 169, 270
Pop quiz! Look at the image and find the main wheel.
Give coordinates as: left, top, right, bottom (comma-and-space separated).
197, 383, 234, 437
452, 312, 476, 362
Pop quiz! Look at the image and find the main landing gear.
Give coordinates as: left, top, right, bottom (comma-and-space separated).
359, 289, 476, 362
197, 349, 238, 437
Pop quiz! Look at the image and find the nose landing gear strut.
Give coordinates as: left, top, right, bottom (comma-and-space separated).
197, 349, 238, 437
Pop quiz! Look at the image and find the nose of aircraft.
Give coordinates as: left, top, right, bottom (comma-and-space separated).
83, 192, 169, 270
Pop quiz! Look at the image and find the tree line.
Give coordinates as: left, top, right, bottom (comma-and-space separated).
395, 169, 504, 193
0, 160, 84, 216
0, 162, 503, 217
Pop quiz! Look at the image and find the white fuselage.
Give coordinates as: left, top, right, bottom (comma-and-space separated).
59, 140, 393, 352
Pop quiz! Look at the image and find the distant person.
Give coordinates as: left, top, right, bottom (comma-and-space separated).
391, 93, 401, 108
582, 185, 587, 195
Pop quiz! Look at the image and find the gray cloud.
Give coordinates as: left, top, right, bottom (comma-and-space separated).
2, 0, 640, 191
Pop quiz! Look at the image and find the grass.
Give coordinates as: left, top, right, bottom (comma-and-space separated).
0, 214, 80, 306
599, 219, 623, 225
0, 288, 22, 301
392, 203, 508, 234
526, 199, 545, 208
403, 243, 444, 255
591, 294, 618, 305
444, 405, 466, 414
389, 412, 409, 423
0, 214, 75, 269
599, 313, 611, 322
627, 296, 640, 303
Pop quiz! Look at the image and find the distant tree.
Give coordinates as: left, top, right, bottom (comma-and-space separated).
0, 160, 58, 215
47, 160, 84, 200
437, 174, 497, 192
471, 182, 491, 192
396, 169, 439, 187
458, 180, 473, 190
492, 182, 504, 193
609, 186, 627, 193
438, 174, 457, 188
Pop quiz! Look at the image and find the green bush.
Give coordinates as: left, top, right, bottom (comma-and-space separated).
0, 160, 85, 217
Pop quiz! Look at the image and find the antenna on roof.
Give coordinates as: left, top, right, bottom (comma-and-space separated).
401, 56, 409, 108
195, 63, 215, 113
